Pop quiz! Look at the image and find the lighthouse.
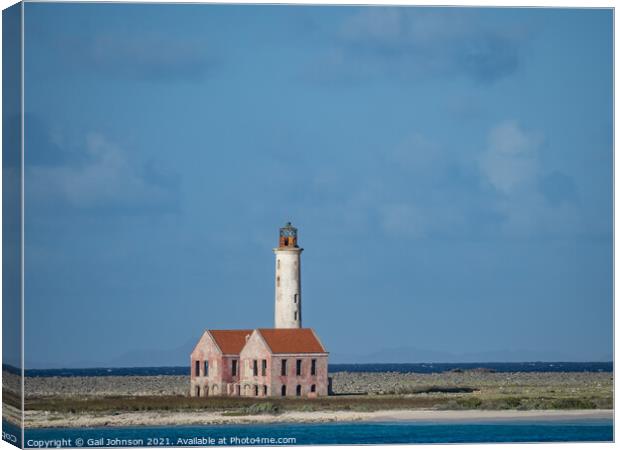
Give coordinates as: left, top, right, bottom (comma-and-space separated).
273, 222, 302, 328
190, 221, 329, 398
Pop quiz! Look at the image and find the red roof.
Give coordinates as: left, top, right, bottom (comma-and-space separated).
258, 328, 327, 354
209, 330, 253, 354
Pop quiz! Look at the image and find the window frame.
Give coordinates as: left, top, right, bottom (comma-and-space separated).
281, 359, 288, 376
296, 359, 302, 376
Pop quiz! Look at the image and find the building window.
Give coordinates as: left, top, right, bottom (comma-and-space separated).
281, 385, 287, 396
296, 359, 302, 376
194, 361, 200, 377
311, 384, 316, 393
281, 359, 287, 376
311, 359, 316, 376
204, 361, 209, 377
294, 294, 298, 303
262, 359, 267, 376
195, 386, 201, 397
232, 360, 237, 377
296, 385, 302, 396
263, 385, 268, 396
294, 311, 298, 320
277, 276, 280, 287
254, 385, 259, 396
253, 360, 258, 377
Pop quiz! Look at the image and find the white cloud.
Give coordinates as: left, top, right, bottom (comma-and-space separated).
479, 121, 584, 238
28, 133, 179, 213
306, 123, 583, 241
313, 8, 524, 84
479, 120, 542, 194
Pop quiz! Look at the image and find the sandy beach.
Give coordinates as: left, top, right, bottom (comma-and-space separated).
16, 407, 612, 429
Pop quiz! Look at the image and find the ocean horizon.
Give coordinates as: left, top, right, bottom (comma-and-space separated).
4, 361, 613, 377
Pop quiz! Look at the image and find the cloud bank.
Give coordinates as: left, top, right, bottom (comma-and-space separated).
308, 8, 525, 84
26, 122, 181, 216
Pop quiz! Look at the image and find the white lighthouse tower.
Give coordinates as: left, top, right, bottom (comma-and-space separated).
274, 222, 302, 328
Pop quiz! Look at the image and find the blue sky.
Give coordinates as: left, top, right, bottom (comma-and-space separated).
17, 4, 612, 367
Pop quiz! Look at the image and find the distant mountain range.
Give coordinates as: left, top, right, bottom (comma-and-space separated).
24, 340, 612, 369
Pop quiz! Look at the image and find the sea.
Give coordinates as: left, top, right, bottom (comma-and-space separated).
2, 419, 613, 447
3, 362, 613, 447
4, 361, 614, 377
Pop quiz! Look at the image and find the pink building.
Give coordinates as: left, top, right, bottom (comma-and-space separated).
190, 224, 330, 397
239, 328, 328, 397
190, 329, 251, 397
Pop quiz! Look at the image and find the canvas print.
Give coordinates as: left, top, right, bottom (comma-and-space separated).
1, 2, 614, 447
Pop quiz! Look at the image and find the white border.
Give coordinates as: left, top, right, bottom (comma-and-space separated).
0, 2, 615, 450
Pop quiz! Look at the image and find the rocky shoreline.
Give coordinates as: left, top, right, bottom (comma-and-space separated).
2, 370, 613, 429
3, 370, 612, 399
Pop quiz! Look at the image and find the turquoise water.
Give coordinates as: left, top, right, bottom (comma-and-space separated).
3, 419, 613, 447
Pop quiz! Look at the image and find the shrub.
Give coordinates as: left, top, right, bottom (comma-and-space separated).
246, 402, 280, 415
299, 404, 316, 412
221, 402, 281, 416
393, 385, 477, 395
503, 397, 522, 409
456, 397, 482, 409
435, 400, 459, 410
551, 398, 596, 409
